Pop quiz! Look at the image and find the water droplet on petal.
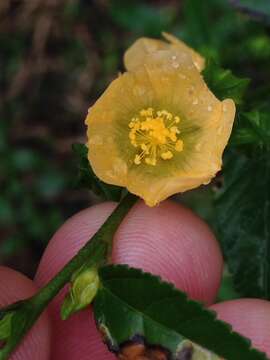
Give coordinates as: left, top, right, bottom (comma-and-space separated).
113, 158, 128, 176
211, 162, 220, 173
172, 61, 180, 69
195, 143, 202, 151
203, 179, 211, 185
207, 105, 213, 112
172, 55, 177, 60
217, 126, 223, 135
188, 85, 195, 96
89, 135, 103, 146
106, 170, 114, 180
192, 98, 198, 105
178, 73, 186, 79
100, 111, 113, 121
133, 86, 145, 97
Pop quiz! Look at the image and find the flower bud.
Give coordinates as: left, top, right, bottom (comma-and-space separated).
61, 268, 100, 320
0, 312, 13, 341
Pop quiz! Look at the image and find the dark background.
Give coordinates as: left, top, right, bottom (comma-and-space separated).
1, 0, 269, 277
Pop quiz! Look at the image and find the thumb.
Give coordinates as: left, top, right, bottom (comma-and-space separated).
211, 299, 270, 357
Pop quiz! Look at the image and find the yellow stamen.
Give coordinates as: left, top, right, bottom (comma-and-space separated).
175, 139, 184, 152
129, 108, 184, 166
161, 151, 173, 160
134, 155, 141, 165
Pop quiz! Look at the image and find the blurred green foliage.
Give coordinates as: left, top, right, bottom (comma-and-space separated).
0, 0, 270, 289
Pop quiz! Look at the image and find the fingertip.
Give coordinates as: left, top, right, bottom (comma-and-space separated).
113, 200, 223, 304
35, 199, 223, 358
36, 199, 222, 305
34, 202, 118, 359
35, 202, 117, 286
0, 266, 50, 360
47, 293, 114, 360
210, 299, 270, 356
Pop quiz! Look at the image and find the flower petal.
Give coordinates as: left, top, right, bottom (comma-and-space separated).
125, 101, 235, 207
86, 48, 235, 206
162, 32, 205, 72
127, 167, 215, 207
124, 32, 205, 73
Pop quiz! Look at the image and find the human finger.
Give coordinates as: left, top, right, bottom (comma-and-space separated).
35, 200, 223, 359
211, 299, 270, 357
0, 266, 50, 360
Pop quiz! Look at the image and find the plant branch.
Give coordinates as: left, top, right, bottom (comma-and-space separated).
0, 193, 137, 360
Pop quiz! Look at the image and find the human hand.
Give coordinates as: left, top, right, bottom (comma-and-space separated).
1, 200, 270, 359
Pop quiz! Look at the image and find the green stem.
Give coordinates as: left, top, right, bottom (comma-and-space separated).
0, 193, 137, 360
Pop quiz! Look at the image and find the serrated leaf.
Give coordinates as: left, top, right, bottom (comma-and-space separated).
72, 143, 124, 202
215, 151, 270, 298
231, 111, 270, 148
202, 60, 250, 104
94, 264, 268, 360
230, 0, 270, 24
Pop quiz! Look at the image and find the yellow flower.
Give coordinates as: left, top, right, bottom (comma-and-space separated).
86, 41, 235, 207
124, 32, 205, 72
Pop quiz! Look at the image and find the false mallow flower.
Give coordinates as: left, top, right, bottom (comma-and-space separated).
86, 37, 235, 207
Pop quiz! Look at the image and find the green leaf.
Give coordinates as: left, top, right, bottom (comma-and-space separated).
202, 60, 250, 104
182, 0, 243, 61
72, 143, 124, 202
230, 0, 270, 24
215, 151, 270, 298
109, 1, 175, 36
182, 0, 221, 48
94, 264, 268, 360
231, 111, 270, 148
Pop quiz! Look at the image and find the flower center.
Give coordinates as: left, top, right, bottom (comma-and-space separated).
128, 108, 184, 166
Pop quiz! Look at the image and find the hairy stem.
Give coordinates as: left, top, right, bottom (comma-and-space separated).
0, 193, 137, 360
